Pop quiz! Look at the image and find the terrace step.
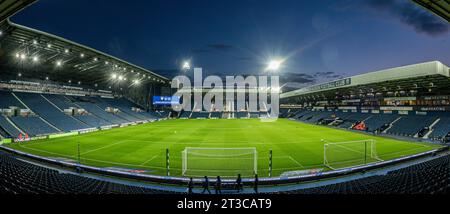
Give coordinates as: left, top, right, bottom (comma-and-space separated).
11, 92, 32, 112
3, 115, 25, 135
422, 118, 441, 139
41, 94, 92, 128
382, 116, 402, 134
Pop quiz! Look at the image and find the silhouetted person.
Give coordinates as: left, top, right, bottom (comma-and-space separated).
202, 176, 211, 194
236, 174, 243, 193
215, 176, 222, 194
254, 174, 259, 194
187, 177, 194, 194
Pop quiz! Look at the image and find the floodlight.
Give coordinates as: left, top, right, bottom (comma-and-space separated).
112, 74, 118, 79
32, 56, 39, 62
267, 59, 282, 71
47, 44, 52, 48
80, 53, 85, 58
46, 77, 49, 80
64, 49, 69, 53
56, 60, 62, 66
118, 75, 124, 81
93, 57, 98, 62
33, 40, 38, 45
18, 73, 22, 77
15, 53, 20, 58
182, 61, 191, 70
133, 79, 140, 85
20, 53, 26, 60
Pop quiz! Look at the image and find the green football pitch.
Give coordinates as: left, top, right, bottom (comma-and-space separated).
5, 119, 441, 178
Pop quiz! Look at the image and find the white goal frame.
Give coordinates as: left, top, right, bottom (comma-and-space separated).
182, 147, 258, 177
323, 139, 383, 170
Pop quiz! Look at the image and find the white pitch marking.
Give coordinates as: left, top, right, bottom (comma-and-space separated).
288, 156, 304, 168
140, 154, 159, 166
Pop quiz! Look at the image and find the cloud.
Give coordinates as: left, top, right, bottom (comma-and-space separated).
362, 0, 449, 36
206, 44, 235, 52
280, 72, 315, 84
314, 71, 335, 77
192, 43, 236, 55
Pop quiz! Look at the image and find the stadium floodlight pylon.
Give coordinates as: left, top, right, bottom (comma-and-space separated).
323, 139, 383, 170
182, 147, 257, 177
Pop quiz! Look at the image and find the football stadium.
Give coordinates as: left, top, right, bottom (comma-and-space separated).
0, 0, 450, 196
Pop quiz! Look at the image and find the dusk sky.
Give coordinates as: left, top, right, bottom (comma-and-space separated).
11, 0, 450, 88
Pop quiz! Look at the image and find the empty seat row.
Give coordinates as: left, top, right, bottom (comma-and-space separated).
0, 151, 175, 194
284, 154, 450, 194
387, 116, 438, 137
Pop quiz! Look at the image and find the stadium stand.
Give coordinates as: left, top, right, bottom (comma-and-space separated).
0, 151, 173, 194
45, 94, 113, 127
69, 97, 128, 125
306, 111, 333, 123
249, 113, 260, 119
0, 90, 24, 109
235, 112, 249, 119
114, 98, 158, 120
10, 116, 59, 136
283, 109, 450, 142
179, 111, 191, 119
14, 92, 91, 131
286, 154, 450, 194
364, 114, 399, 132
92, 97, 140, 122
210, 112, 222, 119
428, 117, 450, 140
0, 116, 22, 138
191, 112, 210, 119
387, 115, 438, 137
43, 94, 76, 110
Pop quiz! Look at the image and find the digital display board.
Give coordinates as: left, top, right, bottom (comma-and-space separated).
152, 96, 180, 105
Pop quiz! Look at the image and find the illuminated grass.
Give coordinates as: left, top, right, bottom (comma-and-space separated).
5, 119, 441, 178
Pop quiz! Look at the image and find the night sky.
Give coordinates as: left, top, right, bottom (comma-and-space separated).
11, 0, 450, 88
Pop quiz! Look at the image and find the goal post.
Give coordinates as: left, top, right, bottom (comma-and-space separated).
182, 147, 257, 177
323, 139, 383, 170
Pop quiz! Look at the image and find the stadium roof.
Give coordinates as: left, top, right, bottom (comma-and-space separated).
412, 0, 450, 22
280, 61, 450, 101
0, 19, 169, 90
0, 0, 37, 22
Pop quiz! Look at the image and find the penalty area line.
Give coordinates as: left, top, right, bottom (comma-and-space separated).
140, 154, 160, 166
288, 156, 305, 168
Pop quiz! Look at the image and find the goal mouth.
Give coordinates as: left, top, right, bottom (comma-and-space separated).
182, 147, 258, 178
323, 139, 384, 170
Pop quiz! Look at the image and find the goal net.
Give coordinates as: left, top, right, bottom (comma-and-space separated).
323, 139, 383, 170
182, 147, 257, 177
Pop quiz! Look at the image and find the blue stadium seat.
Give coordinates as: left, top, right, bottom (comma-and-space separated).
428, 117, 450, 140
364, 114, 399, 132
387, 116, 438, 137
0, 116, 22, 138
0, 91, 25, 109
10, 116, 59, 136
14, 92, 90, 132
